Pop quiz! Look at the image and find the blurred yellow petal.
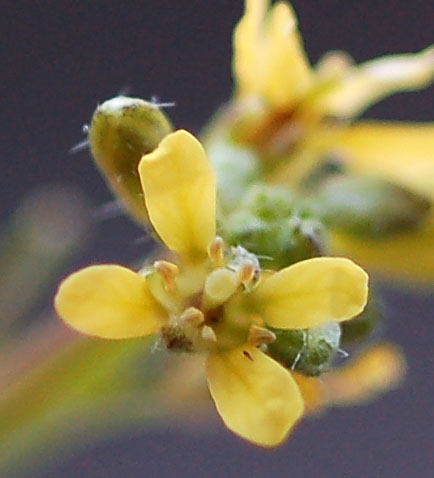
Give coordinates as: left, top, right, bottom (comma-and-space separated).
331, 218, 434, 284
233, 0, 312, 108
323, 343, 406, 406
317, 45, 434, 118
55, 265, 164, 339
324, 121, 434, 283
261, 2, 312, 108
206, 346, 303, 447
292, 372, 325, 415
293, 344, 406, 412
251, 257, 368, 329
138, 130, 216, 259
335, 121, 434, 200
233, 0, 269, 99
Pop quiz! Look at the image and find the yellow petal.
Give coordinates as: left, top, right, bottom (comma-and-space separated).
335, 121, 434, 201
138, 130, 216, 259
261, 2, 312, 108
317, 45, 434, 118
206, 346, 303, 447
331, 219, 434, 284
251, 257, 368, 329
233, 0, 269, 99
323, 343, 406, 406
55, 265, 164, 339
233, 0, 312, 108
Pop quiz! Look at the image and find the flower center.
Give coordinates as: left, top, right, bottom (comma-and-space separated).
145, 238, 275, 354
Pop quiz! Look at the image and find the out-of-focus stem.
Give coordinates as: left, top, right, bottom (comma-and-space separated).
0, 318, 78, 391
0, 337, 152, 475
0, 336, 210, 477
0, 186, 91, 335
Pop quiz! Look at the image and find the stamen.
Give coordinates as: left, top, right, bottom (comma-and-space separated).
201, 325, 217, 343
247, 325, 276, 346
180, 307, 204, 327
239, 262, 255, 285
229, 246, 261, 291
208, 236, 225, 267
154, 260, 179, 292
203, 268, 240, 309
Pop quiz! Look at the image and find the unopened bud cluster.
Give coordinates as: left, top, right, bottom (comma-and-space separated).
223, 184, 325, 270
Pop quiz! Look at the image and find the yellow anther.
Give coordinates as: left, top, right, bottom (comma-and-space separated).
247, 325, 276, 346
154, 260, 179, 292
208, 236, 225, 267
203, 268, 240, 309
180, 307, 205, 327
238, 262, 258, 289
201, 325, 217, 343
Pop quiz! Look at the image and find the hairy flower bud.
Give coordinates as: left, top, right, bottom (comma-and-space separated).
89, 96, 173, 224
267, 322, 342, 377
224, 185, 325, 269
314, 175, 431, 237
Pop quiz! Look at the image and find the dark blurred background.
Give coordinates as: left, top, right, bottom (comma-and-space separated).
1, 1, 433, 477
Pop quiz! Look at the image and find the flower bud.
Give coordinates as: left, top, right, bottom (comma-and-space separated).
267, 322, 342, 377
89, 96, 173, 224
314, 175, 431, 237
224, 185, 325, 269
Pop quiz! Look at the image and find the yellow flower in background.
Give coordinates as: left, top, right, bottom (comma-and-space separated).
55, 129, 368, 447
229, 0, 434, 283
330, 124, 434, 283
293, 343, 406, 415
234, 0, 434, 122
234, 0, 312, 109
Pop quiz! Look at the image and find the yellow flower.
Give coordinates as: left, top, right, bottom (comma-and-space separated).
230, 0, 434, 283
233, 0, 312, 109
55, 130, 368, 447
234, 0, 434, 120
